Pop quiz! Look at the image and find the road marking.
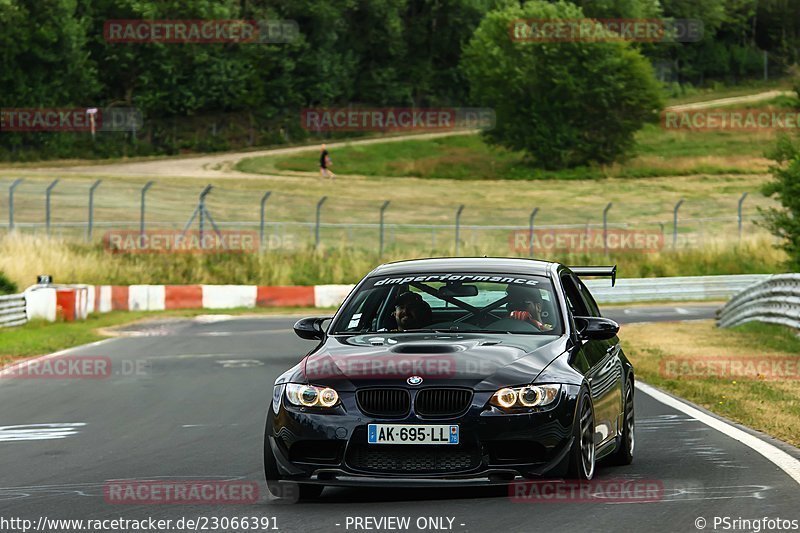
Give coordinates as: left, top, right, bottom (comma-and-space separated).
216, 359, 263, 368
193, 315, 235, 323
0, 423, 86, 442
636, 382, 800, 486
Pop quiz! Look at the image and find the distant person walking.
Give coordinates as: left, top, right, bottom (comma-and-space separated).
320, 144, 335, 179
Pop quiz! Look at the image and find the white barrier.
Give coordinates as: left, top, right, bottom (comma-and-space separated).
22, 287, 57, 322
585, 274, 770, 304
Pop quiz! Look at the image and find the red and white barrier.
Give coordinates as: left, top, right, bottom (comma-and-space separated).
88, 284, 352, 314
25, 283, 354, 323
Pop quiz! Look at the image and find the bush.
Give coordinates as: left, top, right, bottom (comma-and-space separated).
461, 1, 663, 170
0, 272, 18, 295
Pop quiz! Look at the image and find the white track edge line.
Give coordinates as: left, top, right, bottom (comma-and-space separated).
636, 381, 800, 486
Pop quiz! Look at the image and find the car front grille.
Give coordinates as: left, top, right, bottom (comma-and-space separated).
356, 389, 410, 417
415, 388, 472, 417
346, 444, 480, 473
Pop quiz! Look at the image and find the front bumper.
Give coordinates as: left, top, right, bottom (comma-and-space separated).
267, 385, 580, 486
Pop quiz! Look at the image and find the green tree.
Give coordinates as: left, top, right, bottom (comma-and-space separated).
570, 0, 662, 19
761, 135, 800, 271
460, 0, 663, 169
0, 0, 98, 107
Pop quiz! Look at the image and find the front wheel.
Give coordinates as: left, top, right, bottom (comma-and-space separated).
264, 427, 323, 502
567, 391, 595, 480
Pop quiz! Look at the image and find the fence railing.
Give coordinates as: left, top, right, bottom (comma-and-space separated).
717, 274, 800, 330
0, 177, 776, 254
0, 293, 27, 328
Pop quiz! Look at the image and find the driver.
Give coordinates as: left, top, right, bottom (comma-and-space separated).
393, 291, 432, 331
506, 286, 553, 331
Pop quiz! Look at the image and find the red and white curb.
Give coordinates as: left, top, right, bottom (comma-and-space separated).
25, 284, 355, 321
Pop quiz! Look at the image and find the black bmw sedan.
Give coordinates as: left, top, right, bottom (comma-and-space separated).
264, 258, 635, 500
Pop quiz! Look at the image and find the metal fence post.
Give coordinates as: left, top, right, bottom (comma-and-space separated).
379, 200, 390, 258
455, 205, 465, 255
603, 202, 613, 256
528, 207, 539, 258
315, 196, 327, 249
87, 179, 102, 241
198, 185, 213, 247
738, 192, 748, 241
8, 179, 23, 233
260, 191, 272, 246
673, 199, 685, 249
45, 179, 60, 237
140, 181, 154, 238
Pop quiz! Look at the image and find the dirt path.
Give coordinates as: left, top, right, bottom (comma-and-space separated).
6, 130, 477, 179
665, 89, 793, 111
3, 90, 791, 180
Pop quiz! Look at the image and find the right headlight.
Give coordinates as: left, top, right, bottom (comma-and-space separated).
285, 383, 340, 408
490, 384, 561, 410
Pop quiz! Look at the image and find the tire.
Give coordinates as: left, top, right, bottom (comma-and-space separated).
264, 425, 323, 502
609, 380, 635, 466
567, 390, 596, 480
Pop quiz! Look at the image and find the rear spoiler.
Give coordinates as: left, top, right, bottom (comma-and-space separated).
570, 265, 617, 287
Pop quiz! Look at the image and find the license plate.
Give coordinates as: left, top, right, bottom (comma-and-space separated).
367, 424, 459, 445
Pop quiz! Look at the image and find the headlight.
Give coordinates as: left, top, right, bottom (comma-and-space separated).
490, 384, 560, 410
285, 383, 339, 408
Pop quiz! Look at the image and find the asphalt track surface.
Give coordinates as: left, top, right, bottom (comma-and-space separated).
1, 305, 798, 533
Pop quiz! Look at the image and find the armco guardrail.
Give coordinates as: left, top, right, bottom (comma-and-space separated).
0, 293, 27, 327
585, 274, 770, 304
717, 274, 800, 330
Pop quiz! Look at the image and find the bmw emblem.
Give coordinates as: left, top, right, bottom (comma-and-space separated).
407, 375, 423, 386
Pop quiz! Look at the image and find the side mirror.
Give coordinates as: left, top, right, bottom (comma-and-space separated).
574, 316, 619, 341
293, 317, 331, 340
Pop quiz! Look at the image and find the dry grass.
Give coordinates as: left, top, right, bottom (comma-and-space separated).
621, 320, 800, 447
621, 155, 771, 175
0, 233, 787, 290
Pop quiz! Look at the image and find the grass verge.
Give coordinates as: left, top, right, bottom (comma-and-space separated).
621, 319, 800, 447
237, 124, 780, 180
0, 307, 328, 367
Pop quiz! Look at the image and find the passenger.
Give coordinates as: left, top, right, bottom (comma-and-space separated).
393, 292, 432, 331
507, 287, 553, 331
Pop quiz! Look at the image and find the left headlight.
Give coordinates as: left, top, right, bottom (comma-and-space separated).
490, 384, 561, 410
285, 383, 340, 408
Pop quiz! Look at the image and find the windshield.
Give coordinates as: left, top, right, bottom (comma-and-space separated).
331, 272, 562, 335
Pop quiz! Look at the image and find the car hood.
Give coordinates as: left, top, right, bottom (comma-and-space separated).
299, 332, 568, 391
